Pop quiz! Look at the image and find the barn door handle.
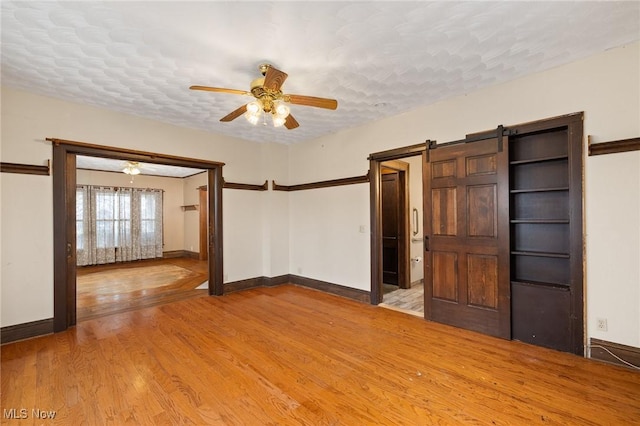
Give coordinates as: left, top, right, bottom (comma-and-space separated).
424, 236, 429, 251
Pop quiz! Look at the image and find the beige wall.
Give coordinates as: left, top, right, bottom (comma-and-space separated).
288, 42, 640, 348
182, 172, 207, 254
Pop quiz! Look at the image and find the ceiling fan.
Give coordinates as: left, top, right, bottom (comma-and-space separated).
190, 64, 338, 129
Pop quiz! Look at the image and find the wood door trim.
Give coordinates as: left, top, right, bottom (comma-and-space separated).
52, 140, 224, 332
369, 146, 426, 304
47, 138, 225, 168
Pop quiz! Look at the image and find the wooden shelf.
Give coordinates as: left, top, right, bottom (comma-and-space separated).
510, 219, 569, 224
511, 280, 570, 290
510, 187, 569, 194
510, 155, 568, 165
511, 251, 570, 259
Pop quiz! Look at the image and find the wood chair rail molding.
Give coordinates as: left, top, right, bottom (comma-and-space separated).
273, 174, 370, 192
223, 179, 269, 191
588, 136, 640, 156
1, 161, 50, 176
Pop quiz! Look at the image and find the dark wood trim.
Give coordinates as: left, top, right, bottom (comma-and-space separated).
590, 338, 640, 369
1, 161, 50, 176
221, 275, 304, 293
370, 158, 383, 305
162, 250, 199, 259
52, 140, 224, 332
369, 144, 426, 305
210, 168, 224, 296
1, 318, 53, 344
46, 138, 225, 168
368, 142, 427, 161
272, 174, 369, 192
223, 179, 269, 191
264, 275, 290, 287
289, 274, 370, 303
224, 277, 265, 293
588, 136, 640, 156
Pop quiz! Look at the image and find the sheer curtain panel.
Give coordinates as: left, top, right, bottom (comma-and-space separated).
76, 185, 163, 266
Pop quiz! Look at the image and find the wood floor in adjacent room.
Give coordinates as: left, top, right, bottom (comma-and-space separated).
76, 257, 208, 322
2, 285, 639, 425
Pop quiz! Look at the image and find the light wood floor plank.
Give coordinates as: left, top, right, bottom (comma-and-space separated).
2, 284, 639, 425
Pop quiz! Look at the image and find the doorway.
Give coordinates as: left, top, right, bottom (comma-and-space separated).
369, 113, 584, 355
369, 143, 426, 313
51, 138, 224, 332
381, 160, 410, 290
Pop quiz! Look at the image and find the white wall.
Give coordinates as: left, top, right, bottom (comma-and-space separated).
406, 155, 424, 285
0, 87, 275, 327
77, 170, 185, 252
288, 42, 640, 348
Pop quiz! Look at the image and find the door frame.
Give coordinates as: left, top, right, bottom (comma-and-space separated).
381, 160, 410, 289
51, 138, 225, 332
369, 143, 427, 304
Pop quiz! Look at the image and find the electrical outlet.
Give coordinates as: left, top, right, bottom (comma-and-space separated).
596, 318, 608, 332
297, 267, 302, 274
359, 225, 366, 233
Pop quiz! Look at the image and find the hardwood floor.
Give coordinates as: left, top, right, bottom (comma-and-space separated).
2, 285, 638, 425
76, 258, 208, 321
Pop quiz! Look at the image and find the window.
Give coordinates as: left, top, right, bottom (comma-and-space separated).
76, 186, 163, 266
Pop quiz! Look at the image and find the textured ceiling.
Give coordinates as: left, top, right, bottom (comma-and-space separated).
2, 1, 639, 145
76, 156, 203, 178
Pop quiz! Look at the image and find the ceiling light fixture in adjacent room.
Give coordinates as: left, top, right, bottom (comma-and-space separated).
122, 161, 141, 175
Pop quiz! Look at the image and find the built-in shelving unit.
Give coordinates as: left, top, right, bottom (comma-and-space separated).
509, 125, 579, 353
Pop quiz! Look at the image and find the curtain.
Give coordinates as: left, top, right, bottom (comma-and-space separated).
76, 185, 163, 266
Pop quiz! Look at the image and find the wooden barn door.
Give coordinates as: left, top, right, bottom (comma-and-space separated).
424, 137, 510, 339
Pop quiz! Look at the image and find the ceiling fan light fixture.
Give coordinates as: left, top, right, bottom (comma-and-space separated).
244, 100, 263, 125
246, 100, 261, 114
274, 102, 290, 118
272, 115, 286, 127
122, 161, 140, 175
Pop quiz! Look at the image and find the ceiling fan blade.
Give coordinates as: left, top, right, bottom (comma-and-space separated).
190, 85, 250, 96
286, 94, 338, 110
263, 66, 288, 92
284, 114, 299, 130
220, 104, 248, 122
